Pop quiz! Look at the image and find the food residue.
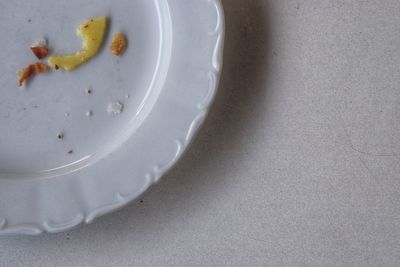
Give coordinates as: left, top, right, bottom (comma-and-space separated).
17, 16, 130, 156
48, 17, 107, 71
57, 132, 64, 140
31, 39, 49, 59
107, 101, 124, 114
18, 63, 48, 87
110, 32, 127, 56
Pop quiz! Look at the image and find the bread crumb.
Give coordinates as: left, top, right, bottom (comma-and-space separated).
67, 149, 73, 154
85, 88, 93, 95
31, 39, 47, 48
31, 47, 49, 60
57, 132, 64, 140
110, 32, 127, 56
107, 101, 124, 114
31, 39, 49, 59
18, 63, 48, 87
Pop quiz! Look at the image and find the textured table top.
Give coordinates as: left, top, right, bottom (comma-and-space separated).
2, 0, 400, 266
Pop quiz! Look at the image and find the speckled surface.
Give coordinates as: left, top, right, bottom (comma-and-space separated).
1, 0, 400, 266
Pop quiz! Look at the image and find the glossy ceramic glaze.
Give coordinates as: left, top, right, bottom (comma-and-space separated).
0, 0, 224, 235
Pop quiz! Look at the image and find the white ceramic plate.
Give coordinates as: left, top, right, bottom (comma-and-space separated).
0, 0, 224, 235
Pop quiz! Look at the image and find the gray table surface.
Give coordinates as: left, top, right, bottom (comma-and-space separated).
2, 0, 400, 266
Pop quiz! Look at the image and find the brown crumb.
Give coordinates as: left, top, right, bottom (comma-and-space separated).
55, 64, 59, 70
110, 32, 127, 57
86, 88, 93, 95
30, 39, 49, 59
18, 63, 48, 87
67, 149, 73, 154
57, 132, 64, 140
31, 47, 49, 60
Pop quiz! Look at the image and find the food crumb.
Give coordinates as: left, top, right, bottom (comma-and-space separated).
31, 47, 49, 60
18, 63, 48, 87
57, 132, 64, 140
85, 88, 93, 95
107, 101, 124, 115
67, 149, 73, 154
110, 32, 127, 57
31, 39, 47, 48
47, 16, 107, 71
31, 39, 49, 59
86, 110, 93, 117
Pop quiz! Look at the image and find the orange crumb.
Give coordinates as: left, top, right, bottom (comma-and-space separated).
110, 32, 127, 56
31, 46, 49, 59
18, 63, 48, 87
